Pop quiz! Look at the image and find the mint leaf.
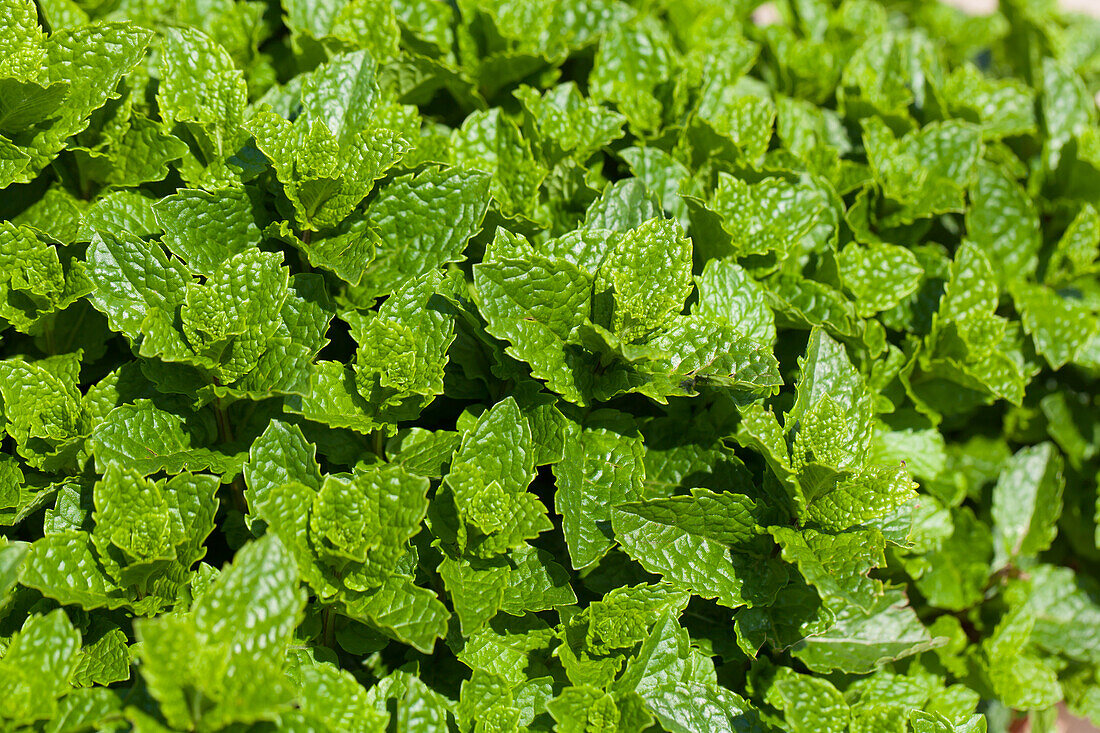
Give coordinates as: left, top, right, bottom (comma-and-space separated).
86, 230, 190, 343
991, 443, 1065, 568
790, 588, 945, 673
135, 535, 305, 730
153, 187, 261, 277
0, 610, 82, 726
361, 166, 491, 297
553, 426, 645, 569
90, 400, 243, 478
614, 492, 785, 609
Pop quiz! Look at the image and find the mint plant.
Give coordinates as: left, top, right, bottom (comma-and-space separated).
1, 0, 1099, 730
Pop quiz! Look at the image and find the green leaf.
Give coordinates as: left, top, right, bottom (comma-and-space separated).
1012, 282, 1098, 369
902, 506, 992, 611
694, 259, 776, 344
85, 230, 190, 343
991, 443, 1065, 568
919, 242, 1027, 408
965, 162, 1042, 285
802, 463, 919, 532
0, 136, 31, 188
299, 50, 384, 148
910, 711, 987, 733
286, 360, 393, 434
311, 466, 428, 589
1009, 564, 1100, 671
135, 534, 306, 731
361, 166, 491, 297
593, 218, 693, 342
289, 656, 388, 732
0, 610, 82, 725
458, 615, 555, 684
0, 353, 84, 468
770, 526, 885, 611
1040, 57, 1097, 170
451, 109, 546, 221
93, 464, 177, 569
90, 400, 243, 478
589, 19, 676, 133
789, 328, 875, 472
553, 426, 645, 569
445, 397, 550, 556
1048, 203, 1100, 281
765, 668, 849, 733
0, 0, 45, 77
246, 110, 406, 232
19, 532, 129, 610
516, 82, 626, 165
585, 179, 664, 233
474, 253, 593, 404
89, 113, 189, 188
153, 188, 261, 277
439, 555, 508, 635
78, 189, 161, 241
19, 23, 152, 181
548, 686, 622, 733
706, 173, 829, 259
0, 538, 27, 606
981, 606, 1062, 711
499, 544, 577, 614
864, 120, 976, 219
837, 242, 924, 317
244, 420, 322, 510
614, 492, 785, 609
620, 146, 699, 227
616, 613, 769, 733
386, 428, 461, 478
790, 588, 945, 673
339, 573, 449, 653
162, 248, 290, 383
694, 88, 775, 166
157, 27, 247, 181
353, 270, 456, 403
71, 624, 130, 687
0, 220, 67, 331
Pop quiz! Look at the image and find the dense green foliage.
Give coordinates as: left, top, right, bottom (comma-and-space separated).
1, 0, 1100, 730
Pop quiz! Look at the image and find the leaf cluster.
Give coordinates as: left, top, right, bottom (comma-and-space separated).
1, 0, 1100, 731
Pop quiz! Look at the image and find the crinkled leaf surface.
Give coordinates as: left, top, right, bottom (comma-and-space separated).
0, 2, 1097, 730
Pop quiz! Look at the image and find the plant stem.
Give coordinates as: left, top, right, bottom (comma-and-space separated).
372, 430, 385, 460
298, 229, 313, 273
213, 398, 235, 444
322, 606, 337, 649
214, 398, 247, 513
